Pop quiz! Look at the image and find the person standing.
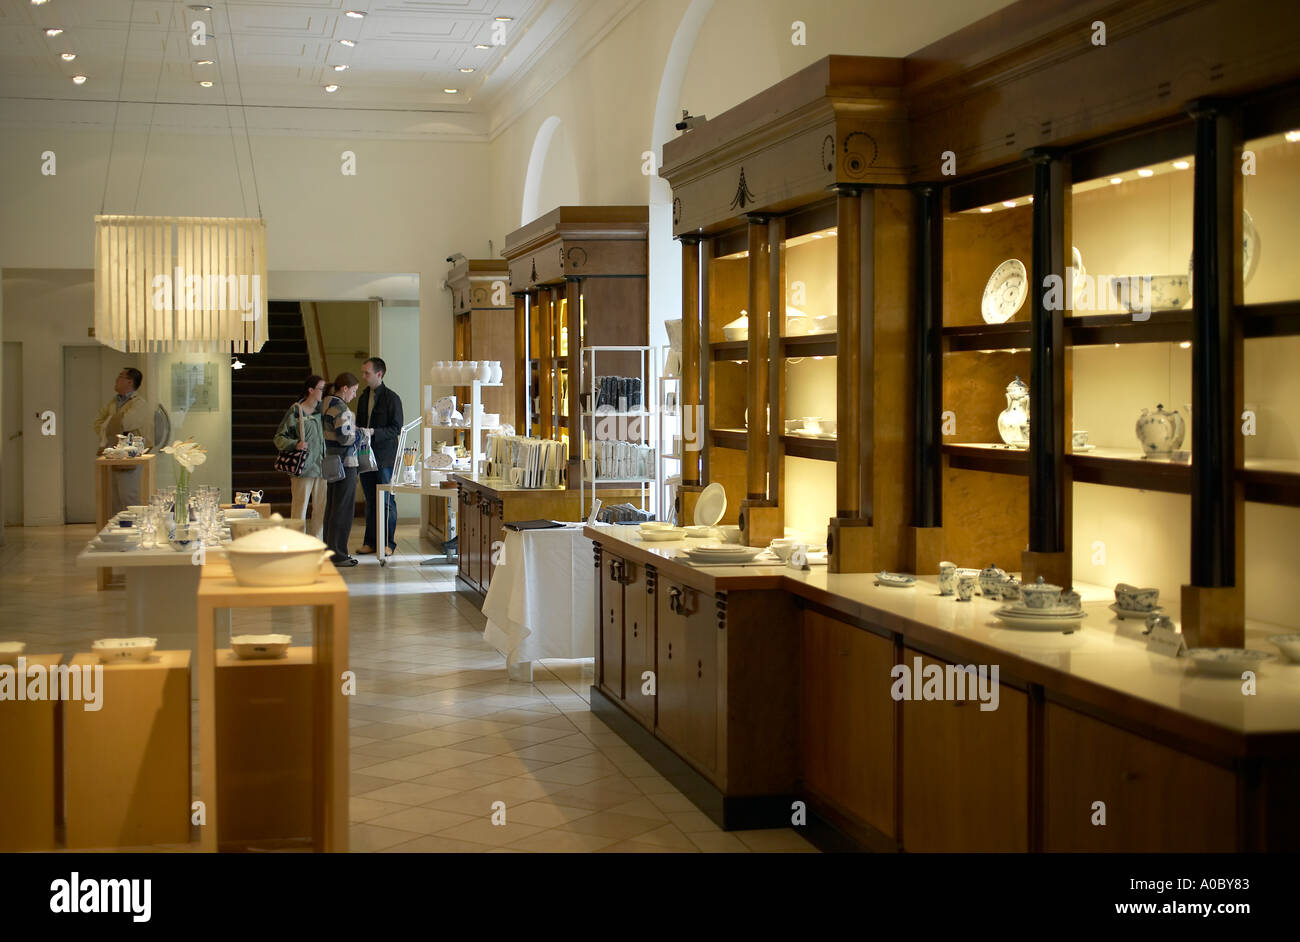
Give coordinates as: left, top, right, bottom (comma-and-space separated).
321, 372, 360, 567
355, 356, 403, 555
93, 367, 153, 513
273, 375, 328, 540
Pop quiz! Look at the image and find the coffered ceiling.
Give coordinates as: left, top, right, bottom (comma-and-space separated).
0, 0, 640, 138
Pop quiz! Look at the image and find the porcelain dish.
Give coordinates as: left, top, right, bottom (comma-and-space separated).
1185, 647, 1274, 677
92, 637, 157, 663
693, 483, 727, 527
231, 634, 292, 659
1109, 602, 1165, 620
875, 572, 916, 587
1266, 634, 1300, 663
993, 608, 1086, 631
225, 519, 330, 587
981, 259, 1028, 324
638, 527, 686, 541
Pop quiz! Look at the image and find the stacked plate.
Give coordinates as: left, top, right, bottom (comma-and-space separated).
993, 601, 1087, 631
679, 543, 765, 565
638, 522, 685, 541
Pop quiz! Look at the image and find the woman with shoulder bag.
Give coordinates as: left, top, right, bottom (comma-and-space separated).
321, 372, 361, 567
273, 375, 328, 540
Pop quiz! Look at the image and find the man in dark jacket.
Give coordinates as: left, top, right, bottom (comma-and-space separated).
355, 356, 403, 554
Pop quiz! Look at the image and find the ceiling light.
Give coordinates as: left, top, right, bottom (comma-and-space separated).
1172, 160, 1190, 170
345, 10, 365, 17
188, 4, 213, 11
979, 207, 992, 213
1286, 130, 1300, 142
1109, 176, 1123, 184
196, 59, 213, 66
32, 0, 50, 6
61, 52, 76, 61
45, 28, 63, 37
475, 43, 490, 49
1179, 341, 1191, 349
1002, 200, 1016, 208
324, 84, 340, 93
811, 233, 823, 239
443, 88, 458, 94
460, 67, 475, 73
338, 38, 355, 47
199, 80, 213, 87
72, 74, 86, 84
333, 64, 349, 71
1137, 168, 1154, 177
495, 16, 513, 21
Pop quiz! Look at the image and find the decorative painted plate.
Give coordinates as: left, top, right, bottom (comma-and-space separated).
981, 259, 1028, 324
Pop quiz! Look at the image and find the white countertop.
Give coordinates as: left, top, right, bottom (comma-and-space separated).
587, 524, 1300, 739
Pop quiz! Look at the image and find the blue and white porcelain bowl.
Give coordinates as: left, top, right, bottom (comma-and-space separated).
1186, 648, 1273, 677
1268, 634, 1300, 663
1021, 577, 1063, 610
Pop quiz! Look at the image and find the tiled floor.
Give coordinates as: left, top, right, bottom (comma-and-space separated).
0, 524, 817, 854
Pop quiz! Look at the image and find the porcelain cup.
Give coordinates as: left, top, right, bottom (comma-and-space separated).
1116, 583, 1159, 611
957, 574, 977, 601
1072, 430, 1089, 448
938, 561, 958, 596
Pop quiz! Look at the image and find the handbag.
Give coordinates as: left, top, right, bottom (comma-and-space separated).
322, 453, 345, 483
273, 404, 309, 476
356, 428, 378, 473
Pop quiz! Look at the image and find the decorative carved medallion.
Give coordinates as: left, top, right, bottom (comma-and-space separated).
672, 197, 682, 226
728, 167, 756, 210
842, 132, 878, 178
565, 246, 588, 269
821, 134, 835, 172
470, 286, 488, 305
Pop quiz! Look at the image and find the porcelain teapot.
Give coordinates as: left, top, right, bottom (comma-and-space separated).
1136, 403, 1185, 456
979, 564, 1009, 599
997, 376, 1030, 446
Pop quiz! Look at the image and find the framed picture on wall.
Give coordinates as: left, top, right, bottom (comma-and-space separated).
171, 361, 217, 413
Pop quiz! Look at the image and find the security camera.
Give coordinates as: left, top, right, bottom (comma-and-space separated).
675, 109, 706, 132
446, 252, 466, 263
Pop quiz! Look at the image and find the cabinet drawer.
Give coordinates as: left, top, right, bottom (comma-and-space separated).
1044, 703, 1238, 852
655, 579, 717, 776
599, 553, 624, 700
900, 648, 1028, 852
622, 560, 655, 728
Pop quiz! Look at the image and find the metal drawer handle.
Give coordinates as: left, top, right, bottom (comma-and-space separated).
668, 586, 683, 615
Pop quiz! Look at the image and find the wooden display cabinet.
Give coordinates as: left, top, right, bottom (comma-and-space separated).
661, 56, 915, 566
501, 206, 649, 489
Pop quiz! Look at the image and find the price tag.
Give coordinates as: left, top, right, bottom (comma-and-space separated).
1146, 624, 1187, 658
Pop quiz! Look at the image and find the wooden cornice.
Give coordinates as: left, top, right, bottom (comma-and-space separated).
502, 205, 649, 263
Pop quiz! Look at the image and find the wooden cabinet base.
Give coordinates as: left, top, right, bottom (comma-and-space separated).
0, 654, 63, 851
828, 517, 873, 573
739, 500, 782, 547
1022, 549, 1072, 589
1180, 583, 1246, 648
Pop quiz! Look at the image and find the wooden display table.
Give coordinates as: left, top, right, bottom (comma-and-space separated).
93, 454, 156, 590
196, 559, 349, 852
64, 650, 191, 849
0, 654, 63, 851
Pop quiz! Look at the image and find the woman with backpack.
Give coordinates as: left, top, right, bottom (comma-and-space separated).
321, 372, 361, 567
273, 375, 328, 540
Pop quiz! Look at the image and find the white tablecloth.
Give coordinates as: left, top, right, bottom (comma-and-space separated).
481, 524, 595, 663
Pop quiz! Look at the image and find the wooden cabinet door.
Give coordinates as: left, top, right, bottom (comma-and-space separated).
456, 488, 470, 583
1044, 704, 1238, 851
900, 647, 1029, 852
477, 497, 491, 589
465, 496, 481, 590
801, 610, 897, 839
655, 579, 716, 775
621, 560, 655, 728
485, 500, 503, 587
598, 553, 624, 700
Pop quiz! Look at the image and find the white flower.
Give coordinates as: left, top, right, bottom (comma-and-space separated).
163, 438, 208, 473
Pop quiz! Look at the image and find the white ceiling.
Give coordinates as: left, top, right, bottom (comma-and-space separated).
0, 0, 639, 137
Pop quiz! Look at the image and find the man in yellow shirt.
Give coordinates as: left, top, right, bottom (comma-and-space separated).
93, 367, 154, 513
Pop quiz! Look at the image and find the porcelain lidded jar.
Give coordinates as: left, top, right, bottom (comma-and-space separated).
979, 564, 1009, 599
1136, 403, 1185, 457
997, 376, 1030, 446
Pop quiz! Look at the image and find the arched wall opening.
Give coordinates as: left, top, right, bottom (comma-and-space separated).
521, 115, 580, 226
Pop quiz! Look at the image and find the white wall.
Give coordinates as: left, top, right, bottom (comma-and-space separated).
378, 302, 421, 520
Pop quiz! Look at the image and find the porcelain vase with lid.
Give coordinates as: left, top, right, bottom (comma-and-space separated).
1136, 403, 1185, 456
997, 376, 1030, 446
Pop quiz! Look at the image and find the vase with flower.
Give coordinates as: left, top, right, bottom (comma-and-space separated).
162, 438, 207, 532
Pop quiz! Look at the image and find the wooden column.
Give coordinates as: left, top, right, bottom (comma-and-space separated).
912, 183, 945, 572
1182, 99, 1245, 648
828, 185, 872, 572
1022, 149, 1072, 589
538, 288, 553, 440
740, 215, 780, 545
513, 292, 528, 433
767, 216, 785, 509
678, 237, 703, 527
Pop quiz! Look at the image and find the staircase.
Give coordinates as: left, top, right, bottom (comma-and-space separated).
232, 301, 313, 513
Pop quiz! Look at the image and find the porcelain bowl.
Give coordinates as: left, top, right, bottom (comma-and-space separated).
92, 637, 157, 664
227, 547, 331, 587
231, 634, 292, 660
1021, 580, 1063, 609
99, 527, 139, 545
0, 641, 26, 666
1268, 634, 1300, 663
717, 525, 743, 545
1115, 583, 1159, 611
722, 315, 748, 342
1186, 647, 1274, 677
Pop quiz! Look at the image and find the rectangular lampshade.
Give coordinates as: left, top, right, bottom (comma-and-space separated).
94, 215, 268, 353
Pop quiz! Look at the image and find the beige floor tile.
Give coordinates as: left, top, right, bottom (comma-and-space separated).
732, 829, 820, 853
352, 740, 440, 760
564, 810, 665, 841
668, 810, 722, 833
421, 791, 505, 817
530, 763, 610, 786
389, 728, 483, 748
458, 755, 554, 775
349, 823, 423, 852
366, 806, 476, 835
496, 801, 594, 828
410, 767, 516, 791
628, 823, 699, 850
597, 840, 694, 853
351, 772, 397, 796
505, 829, 620, 853
687, 831, 752, 853
646, 791, 699, 814
434, 818, 545, 847
463, 777, 574, 802
628, 775, 680, 796
446, 736, 521, 755
381, 835, 491, 853
350, 796, 412, 823
362, 782, 462, 806
603, 796, 670, 821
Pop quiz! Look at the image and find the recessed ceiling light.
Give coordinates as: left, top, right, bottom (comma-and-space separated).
195, 59, 213, 66
460, 67, 474, 73
338, 39, 355, 47
188, 4, 213, 11
443, 88, 458, 94
1137, 168, 1154, 177
1285, 130, 1300, 142
72, 74, 86, 84
979, 207, 992, 213
61, 52, 76, 61
475, 44, 490, 49
32, 1, 50, 7
345, 10, 365, 18
1172, 160, 1190, 170
495, 16, 513, 22
324, 84, 340, 93
1109, 176, 1123, 184
332, 64, 349, 71
199, 80, 213, 87
1002, 200, 1016, 208
45, 28, 63, 37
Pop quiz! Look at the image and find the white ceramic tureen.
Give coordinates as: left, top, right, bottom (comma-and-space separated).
225, 516, 331, 587
1136, 403, 1185, 457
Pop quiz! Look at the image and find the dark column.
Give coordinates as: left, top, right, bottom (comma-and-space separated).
912, 183, 943, 529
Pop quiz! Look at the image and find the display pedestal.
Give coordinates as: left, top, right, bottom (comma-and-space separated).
739, 500, 782, 548
1021, 550, 1072, 590
64, 651, 191, 849
93, 454, 156, 590
828, 517, 873, 573
0, 654, 63, 851
196, 560, 349, 852
1180, 584, 1245, 648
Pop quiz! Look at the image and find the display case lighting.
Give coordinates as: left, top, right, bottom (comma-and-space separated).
1286, 130, 1300, 142
979, 207, 993, 213
196, 59, 213, 65
1002, 200, 1016, 208
333, 64, 348, 71
345, 10, 365, 18
475, 44, 491, 50
460, 67, 475, 73
1138, 168, 1154, 177
1173, 160, 1190, 170
444, 87, 458, 94
1109, 177, 1123, 184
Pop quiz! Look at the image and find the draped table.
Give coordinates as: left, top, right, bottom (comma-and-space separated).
480, 523, 595, 681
